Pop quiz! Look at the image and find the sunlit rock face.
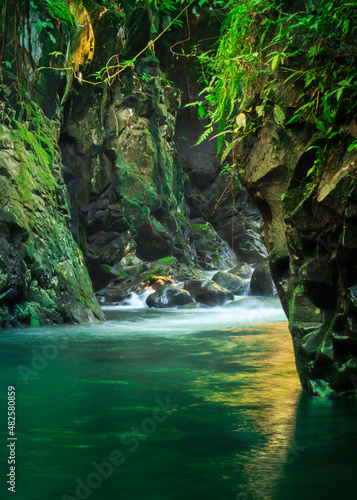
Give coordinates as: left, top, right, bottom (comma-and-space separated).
240, 120, 357, 397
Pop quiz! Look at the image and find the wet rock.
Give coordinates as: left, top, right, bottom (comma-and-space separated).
148, 276, 174, 291
249, 262, 275, 297
190, 221, 233, 270
183, 280, 234, 306
212, 271, 249, 295
229, 263, 252, 280
135, 222, 174, 261
146, 284, 193, 308
96, 284, 132, 305
0, 238, 28, 303
179, 302, 199, 309
0, 93, 105, 327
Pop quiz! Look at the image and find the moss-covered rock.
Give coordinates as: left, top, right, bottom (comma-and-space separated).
212, 271, 249, 295
0, 91, 104, 327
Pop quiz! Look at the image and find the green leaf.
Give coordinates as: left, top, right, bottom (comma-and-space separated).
271, 54, 279, 71
314, 117, 325, 132
49, 51, 64, 58
198, 105, 205, 119
348, 141, 357, 152
273, 105, 285, 126
322, 107, 333, 123
221, 138, 239, 164
35, 19, 43, 33
307, 165, 316, 177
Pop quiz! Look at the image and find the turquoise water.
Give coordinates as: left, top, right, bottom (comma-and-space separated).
0, 297, 356, 500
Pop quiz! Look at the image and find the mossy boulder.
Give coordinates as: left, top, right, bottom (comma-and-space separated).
212, 271, 249, 295
190, 221, 233, 270
229, 263, 252, 280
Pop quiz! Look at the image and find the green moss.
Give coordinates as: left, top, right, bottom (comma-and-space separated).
14, 302, 44, 327
157, 257, 174, 263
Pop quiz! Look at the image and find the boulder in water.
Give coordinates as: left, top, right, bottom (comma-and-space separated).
228, 263, 252, 280
250, 261, 275, 297
212, 271, 249, 295
183, 280, 234, 306
146, 284, 194, 308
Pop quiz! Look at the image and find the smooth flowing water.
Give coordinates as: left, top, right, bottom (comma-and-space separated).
0, 296, 356, 500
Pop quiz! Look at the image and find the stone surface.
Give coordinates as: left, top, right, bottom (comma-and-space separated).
0, 85, 104, 327
146, 284, 194, 308
183, 280, 234, 306
212, 271, 249, 295
250, 262, 275, 298
240, 96, 357, 395
190, 221, 234, 270
229, 263, 253, 280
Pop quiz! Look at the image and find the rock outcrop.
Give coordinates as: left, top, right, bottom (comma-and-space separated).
240, 115, 357, 396
0, 85, 104, 326
249, 262, 275, 298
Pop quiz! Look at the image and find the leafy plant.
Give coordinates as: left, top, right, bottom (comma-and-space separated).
189, 0, 357, 169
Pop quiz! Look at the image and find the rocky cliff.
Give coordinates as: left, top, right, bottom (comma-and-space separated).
240, 120, 357, 397
234, 1, 357, 397
0, 0, 262, 326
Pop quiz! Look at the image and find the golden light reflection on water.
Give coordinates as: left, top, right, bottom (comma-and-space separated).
187, 322, 301, 500
239, 323, 302, 500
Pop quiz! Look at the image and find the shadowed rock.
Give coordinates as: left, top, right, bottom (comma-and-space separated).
250, 262, 275, 297
146, 284, 194, 308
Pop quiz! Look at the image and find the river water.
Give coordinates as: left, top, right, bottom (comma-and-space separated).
0, 296, 356, 500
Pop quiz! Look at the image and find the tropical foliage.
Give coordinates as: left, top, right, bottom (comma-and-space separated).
189, 0, 357, 168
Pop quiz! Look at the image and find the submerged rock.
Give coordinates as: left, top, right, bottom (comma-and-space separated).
146, 284, 194, 308
183, 280, 234, 306
212, 271, 249, 295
